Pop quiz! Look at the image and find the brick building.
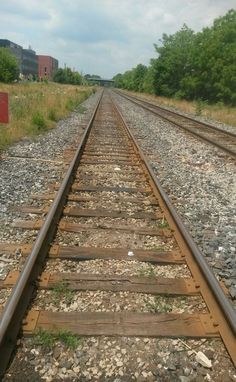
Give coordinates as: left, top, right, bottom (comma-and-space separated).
37, 55, 59, 80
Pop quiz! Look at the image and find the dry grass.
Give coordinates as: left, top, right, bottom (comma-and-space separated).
0, 82, 95, 150
126, 91, 236, 129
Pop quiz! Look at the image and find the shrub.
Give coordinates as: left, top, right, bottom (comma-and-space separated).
31, 111, 47, 130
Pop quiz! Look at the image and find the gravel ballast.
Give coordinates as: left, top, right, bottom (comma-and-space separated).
113, 92, 236, 303
0, 90, 101, 280
1, 89, 236, 381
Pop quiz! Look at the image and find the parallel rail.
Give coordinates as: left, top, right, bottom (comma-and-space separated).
0, 89, 235, 376
115, 90, 236, 158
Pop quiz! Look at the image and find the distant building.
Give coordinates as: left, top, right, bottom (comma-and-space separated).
0, 39, 58, 80
22, 47, 38, 78
37, 55, 59, 80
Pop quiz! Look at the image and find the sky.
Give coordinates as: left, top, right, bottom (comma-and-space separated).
0, 0, 235, 78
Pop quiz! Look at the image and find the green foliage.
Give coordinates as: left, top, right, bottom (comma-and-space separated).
114, 9, 236, 105
158, 217, 170, 229
145, 296, 173, 313
113, 64, 148, 92
31, 111, 47, 130
52, 280, 74, 304
0, 48, 19, 83
138, 266, 155, 278
53, 67, 82, 85
33, 329, 80, 349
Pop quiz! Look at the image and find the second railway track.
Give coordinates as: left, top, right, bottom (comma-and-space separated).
0, 89, 235, 379
115, 90, 236, 158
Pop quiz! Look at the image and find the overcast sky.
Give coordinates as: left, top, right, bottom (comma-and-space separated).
0, 0, 235, 78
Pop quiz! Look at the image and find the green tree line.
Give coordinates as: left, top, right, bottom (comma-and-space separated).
113, 9, 236, 105
53, 68, 83, 85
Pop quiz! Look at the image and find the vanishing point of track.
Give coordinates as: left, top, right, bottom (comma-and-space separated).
116, 91, 236, 158
0, 89, 235, 376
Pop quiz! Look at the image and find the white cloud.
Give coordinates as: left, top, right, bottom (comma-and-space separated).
0, 0, 235, 77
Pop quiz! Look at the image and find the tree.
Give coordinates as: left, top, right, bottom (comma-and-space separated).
113, 73, 124, 88
142, 64, 155, 94
153, 25, 195, 98
113, 9, 236, 105
53, 67, 82, 85
132, 64, 148, 92
0, 48, 19, 83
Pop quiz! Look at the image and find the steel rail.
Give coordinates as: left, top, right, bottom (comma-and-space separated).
0, 90, 103, 375
110, 92, 236, 363
115, 90, 236, 158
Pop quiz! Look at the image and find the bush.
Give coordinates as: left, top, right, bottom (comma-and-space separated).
32, 111, 47, 130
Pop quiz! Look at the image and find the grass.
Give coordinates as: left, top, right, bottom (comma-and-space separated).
158, 217, 170, 229
33, 328, 81, 349
125, 90, 236, 129
139, 266, 156, 278
145, 295, 173, 313
0, 82, 95, 151
51, 280, 75, 305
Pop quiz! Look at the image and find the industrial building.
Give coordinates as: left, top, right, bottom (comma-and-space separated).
37, 55, 58, 80
21, 47, 38, 78
0, 39, 58, 80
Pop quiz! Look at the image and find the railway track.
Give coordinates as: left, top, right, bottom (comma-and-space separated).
115, 90, 236, 158
0, 89, 235, 378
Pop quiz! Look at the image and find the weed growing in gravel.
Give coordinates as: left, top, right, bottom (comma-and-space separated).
158, 217, 170, 229
139, 266, 156, 278
52, 280, 74, 305
33, 329, 80, 349
145, 296, 172, 313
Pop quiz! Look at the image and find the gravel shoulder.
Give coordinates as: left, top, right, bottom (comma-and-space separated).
113, 92, 236, 304
0, 90, 101, 280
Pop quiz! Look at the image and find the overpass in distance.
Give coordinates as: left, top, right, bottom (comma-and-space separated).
87, 78, 114, 87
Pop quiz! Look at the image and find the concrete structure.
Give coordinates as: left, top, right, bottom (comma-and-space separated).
87, 78, 114, 87
22, 47, 38, 78
37, 55, 59, 80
